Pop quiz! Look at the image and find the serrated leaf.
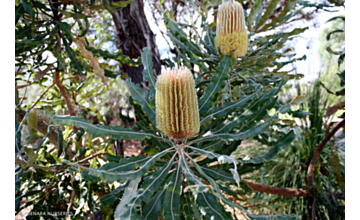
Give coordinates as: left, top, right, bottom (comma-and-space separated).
196, 192, 233, 220
238, 130, 295, 164
67, 149, 171, 183
142, 181, 169, 220
198, 55, 232, 115
100, 182, 129, 206
187, 155, 296, 220
141, 47, 156, 98
257, 0, 297, 32
53, 115, 162, 141
182, 192, 202, 220
114, 177, 141, 219
191, 114, 279, 144
247, 0, 263, 32
188, 146, 240, 185
255, 0, 281, 30
126, 78, 156, 124
163, 163, 182, 220
180, 153, 208, 193
200, 88, 263, 125
117, 153, 176, 220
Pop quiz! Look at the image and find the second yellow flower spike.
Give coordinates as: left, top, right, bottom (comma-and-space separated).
215, 0, 248, 57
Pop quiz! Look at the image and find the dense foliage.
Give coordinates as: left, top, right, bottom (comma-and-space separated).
15, 0, 345, 219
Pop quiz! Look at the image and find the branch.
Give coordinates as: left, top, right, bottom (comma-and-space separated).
54, 69, 77, 117
241, 179, 345, 201
307, 119, 345, 188
15, 158, 65, 172
54, 68, 78, 133
15, 108, 59, 147
242, 179, 311, 197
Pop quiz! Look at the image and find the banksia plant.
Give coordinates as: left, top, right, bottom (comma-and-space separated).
214, 0, 248, 57
155, 67, 200, 140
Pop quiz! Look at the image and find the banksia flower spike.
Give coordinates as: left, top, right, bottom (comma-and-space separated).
156, 67, 200, 141
215, 0, 248, 57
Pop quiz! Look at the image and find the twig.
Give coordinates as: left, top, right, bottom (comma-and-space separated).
16, 73, 32, 108
78, 152, 109, 164
15, 158, 66, 172
54, 68, 78, 133
312, 199, 317, 220
307, 119, 345, 188
242, 179, 311, 197
28, 83, 55, 111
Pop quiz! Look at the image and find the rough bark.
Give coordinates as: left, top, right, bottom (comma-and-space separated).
110, 0, 161, 84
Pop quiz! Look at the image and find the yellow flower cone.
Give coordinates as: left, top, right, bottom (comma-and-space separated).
155, 67, 200, 140
215, 0, 248, 57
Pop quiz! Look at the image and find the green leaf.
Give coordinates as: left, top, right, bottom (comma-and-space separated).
126, 78, 156, 125
21, 0, 34, 19
114, 177, 141, 219
238, 130, 295, 164
142, 180, 170, 220
255, 0, 281, 30
191, 114, 279, 144
63, 39, 84, 75
188, 146, 240, 186
188, 155, 296, 220
81, 170, 101, 182
15, 114, 22, 151
180, 153, 208, 192
58, 9, 90, 19
117, 153, 176, 219
326, 46, 344, 55
290, 95, 309, 105
326, 29, 344, 41
141, 47, 156, 98
200, 88, 263, 125
53, 115, 162, 141
57, 127, 64, 158
257, 0, 298, 32
198, 55, 232, 115
288, 109, 312, 118
182, 192, 202, 220
15, 4, 25, 24
163, 163, 182, 220
196, 192, 233, 220
65, 149, 171, 183
326, 15, 345, 23
247, 0, 263, 32
54, 21, 73, 43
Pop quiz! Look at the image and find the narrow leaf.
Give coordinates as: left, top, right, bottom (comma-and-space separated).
198, 55, 232, 115
141, 47, 156, 98
238, 130, 296, 164
163, 163, 182, 220
114, 177, 141, 219
126, 78, 156, 124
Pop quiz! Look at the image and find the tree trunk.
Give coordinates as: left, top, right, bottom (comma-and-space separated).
110, 0, 161, 84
